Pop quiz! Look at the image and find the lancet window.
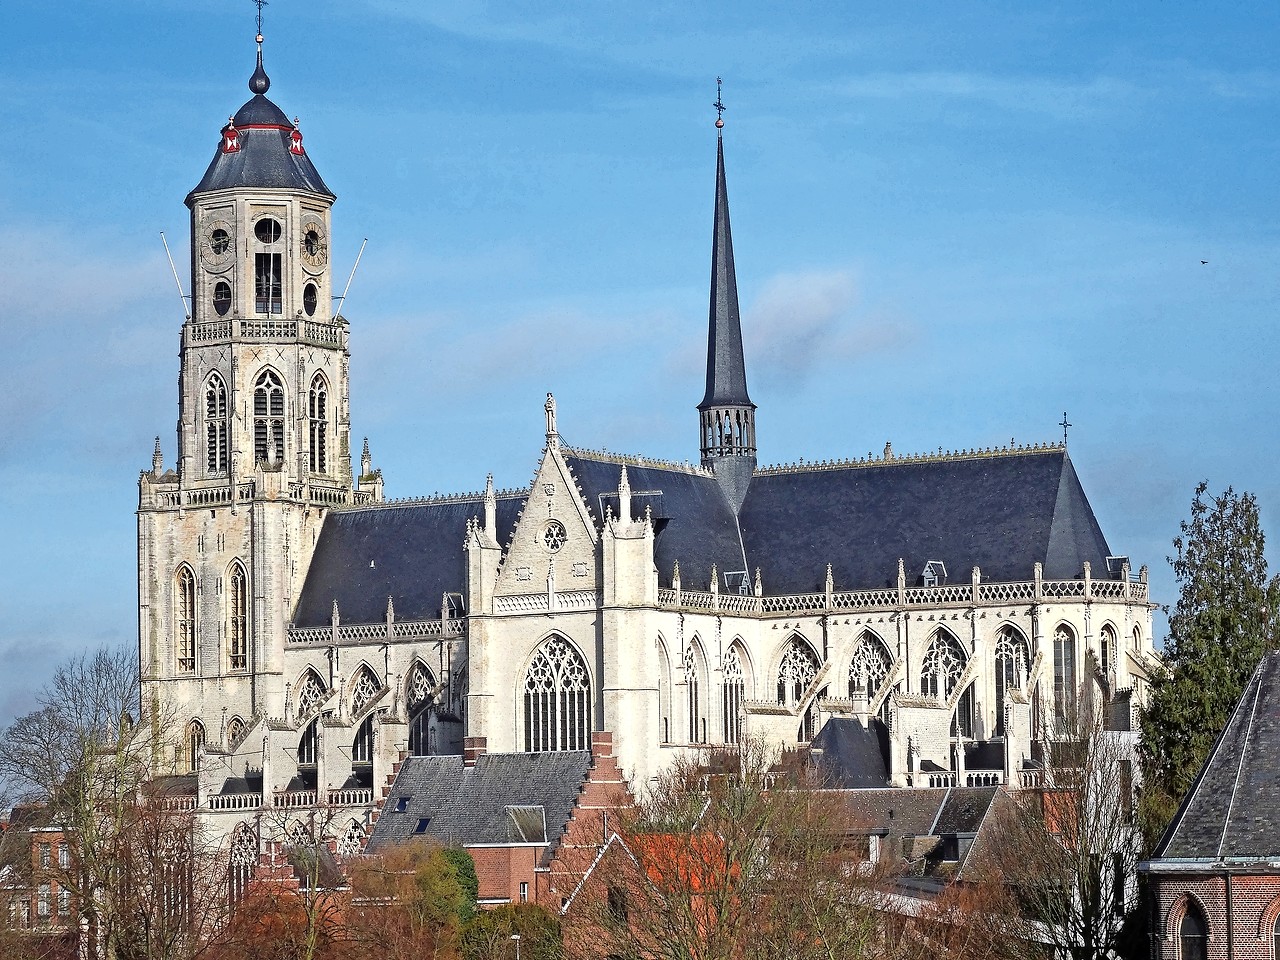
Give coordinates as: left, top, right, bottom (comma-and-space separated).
175, 566, 197, 674
849, 633, 892, 703
994, 626, 1030, 735
205, 373, 228, 474
1100, 624, 1116, 675
685, 644, 707, 744
228, 824, 257, 906
722, 645, 746, 744
1054, 624, 1079, 733
657, 640, 672, 745
308, 374, 329, 473
922, 630, 973, 738
226, 716, 246, 748
352, 715, 374, 765
228, 562, 248, 671
252, 370, 285, 466
297, 719, 318, 767
186, 720, 205, 773
1179, 903, 1208, 960
524, 636, 591, 752
407, 661, 437, 756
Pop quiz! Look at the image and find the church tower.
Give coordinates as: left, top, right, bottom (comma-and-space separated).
697, 90, 756, 511
138, 30, 374, 771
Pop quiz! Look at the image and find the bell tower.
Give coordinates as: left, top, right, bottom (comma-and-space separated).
698, 83, 757, 511
138, 28, 377, 769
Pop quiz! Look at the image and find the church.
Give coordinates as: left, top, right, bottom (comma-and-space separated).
136, 31, 1159, 846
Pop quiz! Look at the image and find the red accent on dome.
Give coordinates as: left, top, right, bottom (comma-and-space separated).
221, 122, 241, 154
289, 128, 305, 157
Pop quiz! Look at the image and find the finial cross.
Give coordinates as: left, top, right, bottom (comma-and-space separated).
1060, 411, 1072, 445
713, 77, 726, 122
254, 0, 269, 37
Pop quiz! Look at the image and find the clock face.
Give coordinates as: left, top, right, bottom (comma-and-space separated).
200, 221, 235, 271
300, 219, 329, 271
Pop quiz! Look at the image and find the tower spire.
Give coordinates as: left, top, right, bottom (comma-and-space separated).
697, 80, 756, 510
249, 1, 271, 94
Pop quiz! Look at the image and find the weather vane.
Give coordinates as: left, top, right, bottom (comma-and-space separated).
255, 0, 268, 38
1060, 411, 1072, 445
714, 77, 726, 129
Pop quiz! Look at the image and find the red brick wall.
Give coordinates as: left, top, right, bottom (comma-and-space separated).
469, 845, 543, 903
1149, 871, 1280, 959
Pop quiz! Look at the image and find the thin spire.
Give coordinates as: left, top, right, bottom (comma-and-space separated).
249, 1, 271, 95
698, 80, 752, 411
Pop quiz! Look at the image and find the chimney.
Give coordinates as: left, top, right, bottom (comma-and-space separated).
463, 736, 487, 768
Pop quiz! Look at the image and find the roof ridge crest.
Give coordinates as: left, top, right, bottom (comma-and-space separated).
755, 440, 1065, 476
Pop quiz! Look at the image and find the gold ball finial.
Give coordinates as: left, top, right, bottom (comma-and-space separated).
715, 117, 724, 129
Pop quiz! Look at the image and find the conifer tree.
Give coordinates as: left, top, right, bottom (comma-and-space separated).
1138, 482, 1280, 847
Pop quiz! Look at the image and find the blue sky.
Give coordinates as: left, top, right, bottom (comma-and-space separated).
2, 2, 1278, 728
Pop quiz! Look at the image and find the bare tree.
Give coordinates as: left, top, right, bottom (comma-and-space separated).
563, 739, 890, 960
0, 647, 229, 960
985, 702, 1141, 959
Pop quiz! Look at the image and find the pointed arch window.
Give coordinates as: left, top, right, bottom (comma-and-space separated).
850, 632, 893, 720
297, 718, 318, 767
205, 373, 228, 475
407, 662, 437, 756
294, 670, 326, 720
922, 630, 973, 738
994, 626, 1030, 736
1179, 903, 1207, 960
252, 370, 285, 466
336, 819, 365, 859
175, 567, 197, 674
523, 636, 591, 752
228, 823, 258, 906
308, 374, 329, 474
352, 714, 374, 765
1054, 624, 1079, 733
657, 641, 672, 745
226, 716, 246, 748
778, 637, 822, 742
228, 562, 248, 672
685, 644, 706, 744
1100, 624, 1116, 675
186, 720, 206, 773
350, 666, 381, 717
722, 646, 746, 744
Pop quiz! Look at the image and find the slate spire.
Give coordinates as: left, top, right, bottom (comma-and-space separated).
697, 82, 756, 511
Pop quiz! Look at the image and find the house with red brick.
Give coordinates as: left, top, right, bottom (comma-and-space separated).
1141, 652, 1280, 960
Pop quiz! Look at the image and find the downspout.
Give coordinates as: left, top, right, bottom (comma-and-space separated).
1225, 871, 1234, 959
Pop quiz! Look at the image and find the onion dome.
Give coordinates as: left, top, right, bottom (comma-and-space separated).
186, 38, 334, 205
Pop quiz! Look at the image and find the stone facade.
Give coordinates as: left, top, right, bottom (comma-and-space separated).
139, 38, 1159, 849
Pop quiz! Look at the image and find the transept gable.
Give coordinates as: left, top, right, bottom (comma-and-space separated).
493, 442, 600, 597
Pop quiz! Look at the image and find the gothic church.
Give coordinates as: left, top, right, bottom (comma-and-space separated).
137, 34, 1159, 841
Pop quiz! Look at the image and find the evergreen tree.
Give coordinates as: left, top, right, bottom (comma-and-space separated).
1138, 482, 1280, 848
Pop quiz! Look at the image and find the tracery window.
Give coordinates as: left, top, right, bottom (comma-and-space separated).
308, 374, 328, 473
523, 636, 591, 752
295, 670, 326, 719
722, 646, 745, 744
994, 626, 1030, 736
336, 819, 365, 858
252, 370, 285, 466
777, 638, 819, 707
175, 566, 197, 674
186, 720, 205, 773
685, 644, 706, 744
205, 373, 228, 474
407, 662, 437, 757
226, 716, 246, 748
1054, 624, 1079, 733
849, 632, 892, 702
228, 562, 248, 671
922, 630, 973, 738
1100, 624, 1116, 675
228, 824, 257, 906
1179, 904, 1207, 960
350, 666, 380, 717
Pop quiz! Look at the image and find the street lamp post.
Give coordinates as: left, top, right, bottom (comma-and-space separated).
510, 932, 522, 960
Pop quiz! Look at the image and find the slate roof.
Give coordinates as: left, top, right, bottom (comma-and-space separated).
564, 453, 745, 591
810, 718, 890, 788
187, 54, 333, 202
740, 448, 1111, 593
1153, 652, 1280, 862
366, 752, 593, 853
293, 495, 524, 628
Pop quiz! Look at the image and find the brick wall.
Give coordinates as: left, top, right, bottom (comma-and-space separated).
1149, 870, 1280, 959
